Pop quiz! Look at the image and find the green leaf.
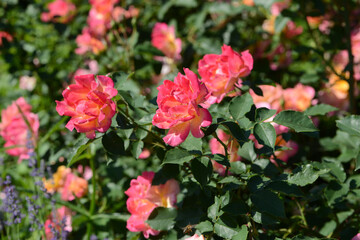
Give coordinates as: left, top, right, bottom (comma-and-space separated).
208, 196, 223, 221
67, 136, 94, 167
191, 157, 213, 186
110, 71, 133, 91
251, 189, 285, 217
319, 220, 337, 237
116, 113, 134, 129
304, 104, 338, 116
222, 200, 248, 216
213, 154, 230, 167
254, 122, 276, 149
180, 133, 202, 151
229, 93, 254, 120
324, 181, 349, 205
221, 121, 250, 145
275, 16, 290, 33
273, 110, 318, 132
238, 141, 256, 162
102, 131, 125, 156
336, 115, 360, 137
288, 164, 329, 186
267, 181, 304, 197
232, 225, 248, 240
255, 108, 276, 122
131, 140, 144, 159
214, 215, 240, 239
230, 161, 247, 174
196, 220, 213, 233
162, 148, 195, 165
147, 207, 177, 231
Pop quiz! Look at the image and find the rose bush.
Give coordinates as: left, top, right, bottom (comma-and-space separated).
1, 0, 360, 239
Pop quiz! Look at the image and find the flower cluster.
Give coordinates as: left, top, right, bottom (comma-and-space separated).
250, 83, 315, 112
198, 44, 253, 103
41, 0, 76, 23
43, 166, 88, 201
152, 68, 212, 146
151, 22, 182, 61
56, 74, 118, 139
125, 171, 180, 238
152, 45, 254, 146
0, 97, 39, 162
75, 0, 138, 55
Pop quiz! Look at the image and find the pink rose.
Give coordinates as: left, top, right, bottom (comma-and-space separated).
185, 234, 205, 240
19, 76, 37, 91
250, 84, 283, 112
0, 97, 39, 162
352, 233, 360, 240
41, 0, 76, 23
56, 74, 118, 139
44, 206, 73, 239
75, 28, 106, 55
198, 44, 253, 103
273, 136, 298, 163
152, 68, 212, 146
209, 130, 241, 176
73, 60, 99, 79
138, 148, 151, 159
43, 165, 88, 201
283, 83, 315, 111
151, 22, 182, 60
125, 171, 180, 238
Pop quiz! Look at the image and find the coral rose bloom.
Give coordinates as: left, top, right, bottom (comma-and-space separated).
250, 84, 283, 112
151, 22, 182, 60
125, 171, 180, 238
283, 83, 315, 111
0, 97, 39, 162
198, 44, 253, 103
152, 68, 212, 146
41, 0, 76, 23
56, 74, 118, 139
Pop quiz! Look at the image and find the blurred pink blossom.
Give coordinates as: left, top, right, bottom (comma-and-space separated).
0, 31, 13, 46
75, 28, 105, 55
0, 97, 39, 162
44, 206, 73, 239
185, 234, 205, 240
151, 22, 182, 60
283, 83, 315, 111
352, 233, 360, 240
19, 76, 36, 91
73, 60, 99, 78
138, 148, 151, 159
41, 0, 76, 23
